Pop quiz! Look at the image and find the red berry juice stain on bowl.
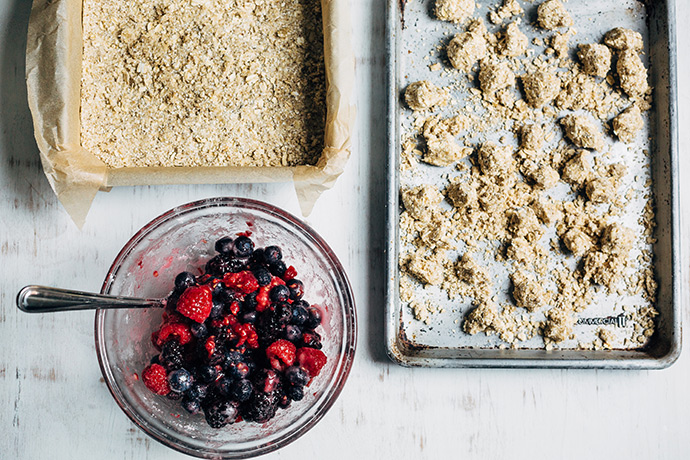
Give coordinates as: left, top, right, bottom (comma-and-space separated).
140, 233, 329, 429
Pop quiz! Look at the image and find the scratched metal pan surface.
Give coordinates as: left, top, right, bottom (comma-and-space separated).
384, 0, 680, 368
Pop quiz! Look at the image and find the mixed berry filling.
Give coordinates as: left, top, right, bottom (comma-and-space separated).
141, 235, 327, 428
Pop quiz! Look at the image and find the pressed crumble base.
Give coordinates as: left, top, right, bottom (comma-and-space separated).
398, 0, 657, 350
81, 0, 326, 168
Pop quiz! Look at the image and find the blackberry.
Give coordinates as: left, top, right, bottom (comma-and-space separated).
252, 266, 272, 286
305, 306, 322, 329
256, 311, 282, 346
226, 362, 250, 381
269, 285, 290, 303
285, 366, 308, 386
230, 379, 253, 402
286, 279, 304, 300
241, 392, 278, 423
268, 260, 287, 278
168, 368, 194, 393
160, 340, 184, 370
205, 255, 233, 277
174, 272, 196, 291
204, 400, 239, 429
223, 349, 244, 367
214, 237, 234, 255
233, 236, 254, 258
197, 365, 218, 384
275, 302, 293, 325
263, 246, 282, 265
285, 384, 304, 401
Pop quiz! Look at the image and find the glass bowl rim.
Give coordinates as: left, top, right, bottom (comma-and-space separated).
94, 197, 357, 458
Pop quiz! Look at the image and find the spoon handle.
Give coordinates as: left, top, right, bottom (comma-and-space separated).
16, 285, 164, 313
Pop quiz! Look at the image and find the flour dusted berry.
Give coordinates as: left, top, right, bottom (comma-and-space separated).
142, 234, 328, 428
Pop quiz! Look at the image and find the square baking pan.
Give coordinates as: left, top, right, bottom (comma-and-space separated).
384, 0, 681, 368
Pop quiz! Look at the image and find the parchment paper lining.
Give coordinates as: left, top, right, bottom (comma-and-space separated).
26, 0, 355, 227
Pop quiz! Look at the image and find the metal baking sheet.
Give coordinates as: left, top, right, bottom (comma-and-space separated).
384, 0, 680, 368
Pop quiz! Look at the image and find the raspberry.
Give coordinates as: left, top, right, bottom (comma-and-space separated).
296, 347, 327, 377
223, 271, 260, 294
177, 285, 213, 323
282, 265, 298, 281
156, 323, 192, 346
266, 339, 296, 371
142, 364, 170, 395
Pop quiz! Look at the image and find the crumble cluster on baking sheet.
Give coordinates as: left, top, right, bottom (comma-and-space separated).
81, 0, 326, 168
398, 0, 658, 350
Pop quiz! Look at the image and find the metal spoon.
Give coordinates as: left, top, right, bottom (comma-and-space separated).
16, 285, 165, 313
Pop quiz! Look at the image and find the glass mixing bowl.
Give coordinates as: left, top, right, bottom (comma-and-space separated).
95, 197, 357, 458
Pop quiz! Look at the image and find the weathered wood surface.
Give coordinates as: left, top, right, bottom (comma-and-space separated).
1, 0, 689, 458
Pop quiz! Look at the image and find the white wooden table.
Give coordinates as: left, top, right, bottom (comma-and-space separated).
1, 1, 688, 458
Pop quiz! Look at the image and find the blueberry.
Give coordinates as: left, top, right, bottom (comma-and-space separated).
285, 366, 309, 386
305, 306, 322, 329
249, 248, 265, 266
252, 266, 272, 286
269, 285, 290, 303
263, 246, 282, 264
286, 279, 304, 300
242, 311, 257, 324
243, 291, 258, 311
284, 324, 303, 342
268, 260, 287, 278
168, 369, 194, 393
285, 384, 304, 401
197, 365, 218, 383
186, 383, 209, 401
230, 379, 253, 402
204, 400, 239, 428
190, 322, 208, 338
213, 284, 235, 303
182, 396, 202, 414
210, 299, 224, 319
174, 272, 196, 291
226, 362, 250, 380
233, 236, 254, 258
214, 237, 234, 254
291, 304, 309, 326
217, 377, 235, 397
